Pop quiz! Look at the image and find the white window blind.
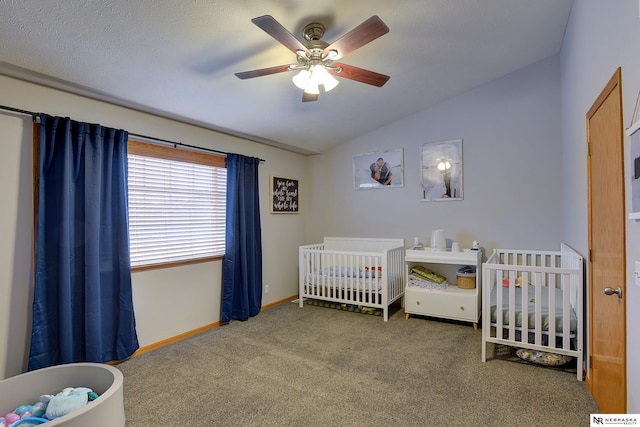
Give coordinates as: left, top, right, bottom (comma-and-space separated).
127, 143, 226, 267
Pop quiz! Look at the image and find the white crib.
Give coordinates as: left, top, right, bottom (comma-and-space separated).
481, 243, 584, 380
299, 237, 405, 321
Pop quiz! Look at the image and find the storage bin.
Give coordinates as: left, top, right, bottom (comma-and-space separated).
0, 362, 125, 426
456, 270, 476, 289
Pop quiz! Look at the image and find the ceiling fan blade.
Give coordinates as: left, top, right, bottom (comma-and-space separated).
330, 63, 390, 87
323, 16, 389, 60
302, 92, 319, 102
234, 64, 292, 79
251, 15, 310, 56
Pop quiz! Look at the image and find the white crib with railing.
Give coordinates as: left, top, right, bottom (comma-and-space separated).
299, 237, 405, 321
482, 243, 584, 380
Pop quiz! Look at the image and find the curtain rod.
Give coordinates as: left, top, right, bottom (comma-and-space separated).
0, 104, 39, 119
128, 132, 265, 162
0, 104, 265, 162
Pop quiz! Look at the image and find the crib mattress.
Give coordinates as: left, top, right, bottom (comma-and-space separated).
489, 285, 577, 333
304, 273, 383, 291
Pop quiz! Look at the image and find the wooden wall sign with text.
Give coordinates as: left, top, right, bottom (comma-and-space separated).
270, 176, 299, 213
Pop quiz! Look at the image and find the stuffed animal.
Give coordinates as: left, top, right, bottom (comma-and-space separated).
501, 276, 523, 287
1, 387, 97, 427
41, 387, 95, 420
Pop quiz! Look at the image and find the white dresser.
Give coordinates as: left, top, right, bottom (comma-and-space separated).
404, 248, 482, 329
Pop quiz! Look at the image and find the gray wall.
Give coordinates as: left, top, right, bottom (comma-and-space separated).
307, 55, 564, 255
561, 0, 640, 412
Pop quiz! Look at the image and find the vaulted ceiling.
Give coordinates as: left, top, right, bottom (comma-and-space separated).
0, 1, 573, 154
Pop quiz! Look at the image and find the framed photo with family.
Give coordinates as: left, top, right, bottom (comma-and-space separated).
353, 148, 404, 190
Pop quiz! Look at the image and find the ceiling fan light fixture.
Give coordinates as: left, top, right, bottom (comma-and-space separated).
236, 15, 390, 102
292, 69, 311, 89
319, 68, 340, 92
309, 64, 339, 92
304, 82, 320, 95
293, 65, 339, 94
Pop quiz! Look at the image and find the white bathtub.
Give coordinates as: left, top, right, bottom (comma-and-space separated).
0, 363, 124, 426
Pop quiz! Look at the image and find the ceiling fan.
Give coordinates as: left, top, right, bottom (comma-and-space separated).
234, 15, 390, 102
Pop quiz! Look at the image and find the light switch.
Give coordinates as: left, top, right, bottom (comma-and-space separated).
635, 261, 640, 287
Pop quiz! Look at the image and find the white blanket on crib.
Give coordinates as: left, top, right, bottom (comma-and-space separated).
315, 266, 381, 278
304, 270, 383, 291
490, 285, 577, 333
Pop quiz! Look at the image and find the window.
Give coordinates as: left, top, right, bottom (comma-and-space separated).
127, 140, 226, 269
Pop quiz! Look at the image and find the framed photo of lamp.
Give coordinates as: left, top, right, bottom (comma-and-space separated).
420, 139, 463, 201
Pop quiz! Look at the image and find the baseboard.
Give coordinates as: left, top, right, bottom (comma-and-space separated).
262, 294, 297, 310
115, 294, 298, 362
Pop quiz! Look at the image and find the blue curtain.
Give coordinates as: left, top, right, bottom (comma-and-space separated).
222, 154, 263, 322
29, 114, 139, 370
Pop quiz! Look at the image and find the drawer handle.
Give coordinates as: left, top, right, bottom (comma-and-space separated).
459, 306, 464, 311
416, 301, 420, 305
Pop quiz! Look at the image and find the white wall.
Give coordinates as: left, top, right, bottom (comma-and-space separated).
308, 55, 564, 255
0, 111, 34, 380
561, 0, 640, 412
0, 74, 310, 379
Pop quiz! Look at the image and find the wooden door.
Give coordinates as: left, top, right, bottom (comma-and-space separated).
586, 68, 627, 413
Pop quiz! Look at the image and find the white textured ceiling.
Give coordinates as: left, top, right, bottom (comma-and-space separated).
0, 0, 573, 154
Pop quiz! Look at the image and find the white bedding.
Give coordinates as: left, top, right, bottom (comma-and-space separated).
490, 285, 577, 333
314, 266, 381, 278
304, 266, 383, 291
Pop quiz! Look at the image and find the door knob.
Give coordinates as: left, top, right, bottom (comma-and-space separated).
603, 286, 623, 299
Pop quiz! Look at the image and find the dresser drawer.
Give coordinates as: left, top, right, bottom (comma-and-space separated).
405, 287, 478, 322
